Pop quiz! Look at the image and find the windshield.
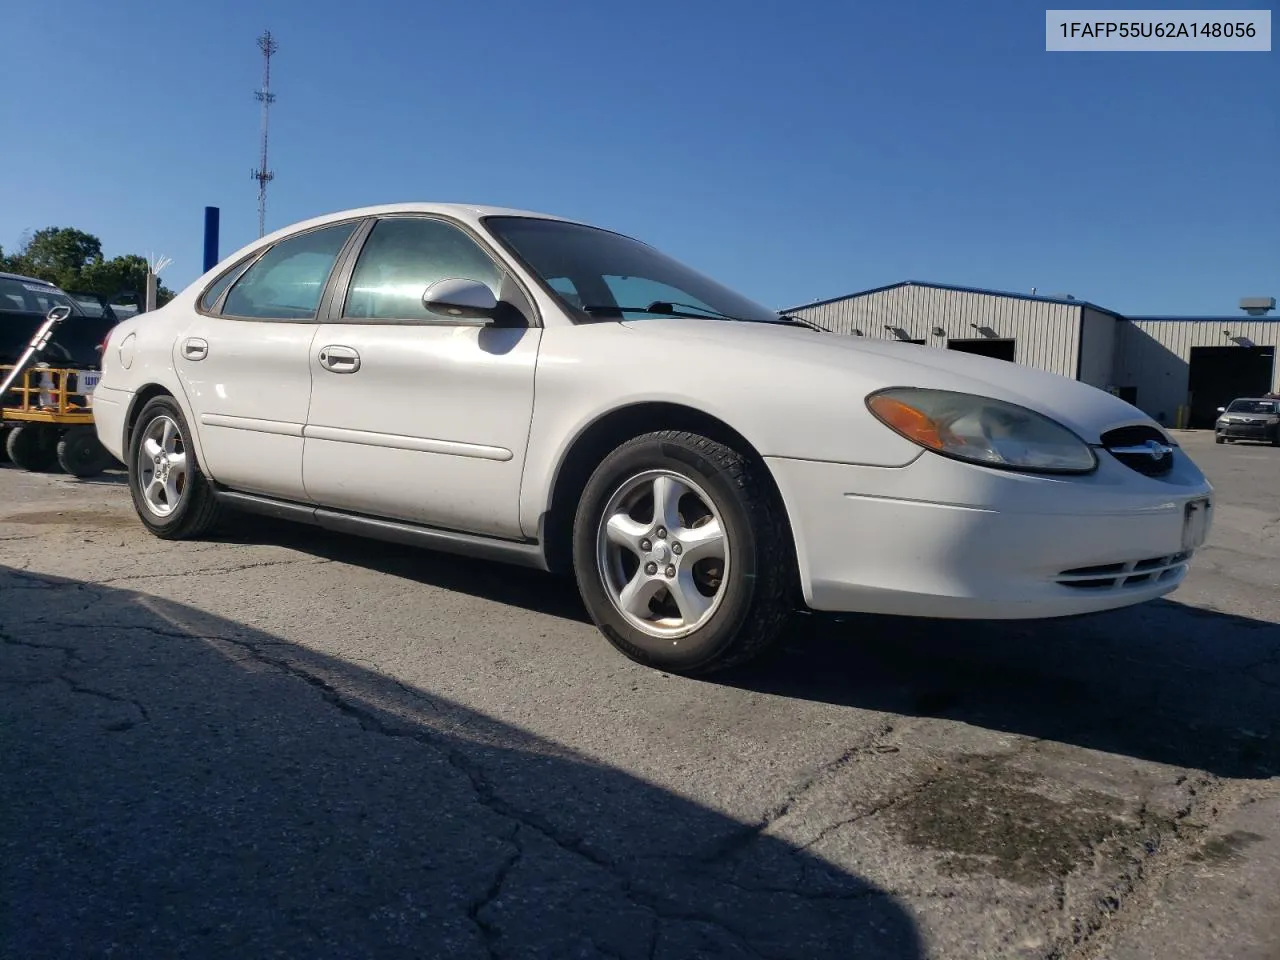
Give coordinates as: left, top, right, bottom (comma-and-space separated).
1226, 399, 1278, 414
484, 216, 780, 324
0, 277, 80, 316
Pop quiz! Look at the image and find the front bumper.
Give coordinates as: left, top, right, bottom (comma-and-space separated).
767, 447, 1213, 620
1216, 420, 1277, 441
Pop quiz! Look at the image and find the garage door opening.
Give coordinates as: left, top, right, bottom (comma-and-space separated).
1187, 345, 1276, 428
947, 338, 1016, 362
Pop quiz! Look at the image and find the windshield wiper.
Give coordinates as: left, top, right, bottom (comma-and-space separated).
580, 300, 823, 330
774, 314, 824, 331
579, 301, 737, 321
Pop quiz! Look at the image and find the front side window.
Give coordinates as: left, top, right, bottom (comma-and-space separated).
484, 216, 779, 324
343, 217, 503, 321
222, 221, 357, 320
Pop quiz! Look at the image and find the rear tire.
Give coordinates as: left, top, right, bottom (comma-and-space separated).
57, 425, 114, 478
572, 429, 794, 676
6, 425, 57, 472
127, 395, 223, 539
1215, 435, 1225, 444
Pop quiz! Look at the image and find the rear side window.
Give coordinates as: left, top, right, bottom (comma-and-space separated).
222, 221, 357, 320
200, 259, 254, 311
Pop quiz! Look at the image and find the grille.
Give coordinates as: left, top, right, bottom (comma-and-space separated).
1100, 424, 1175, 478
1056, 552, 1191, 590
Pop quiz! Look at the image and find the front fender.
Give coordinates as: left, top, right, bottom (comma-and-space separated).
517, 324, 922, 538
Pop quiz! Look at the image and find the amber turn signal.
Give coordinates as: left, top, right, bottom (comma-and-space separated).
866, 394, 945, 449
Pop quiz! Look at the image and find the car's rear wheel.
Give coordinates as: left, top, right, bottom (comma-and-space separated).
572, 429, 794, 675
1216, 435, 1225, 444
57, 425, 115, 478
6, 425, 57, 472
127, 395, 222, 539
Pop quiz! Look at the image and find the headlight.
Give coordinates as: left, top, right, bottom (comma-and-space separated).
866, 387, 1097, 474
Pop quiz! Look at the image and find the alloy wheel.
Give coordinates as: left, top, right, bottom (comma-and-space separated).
595, 469, 729, 639
137, 415, 189, 517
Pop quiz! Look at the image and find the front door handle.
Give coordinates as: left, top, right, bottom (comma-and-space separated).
182, 337, 208, 361
318, 345, 360, 374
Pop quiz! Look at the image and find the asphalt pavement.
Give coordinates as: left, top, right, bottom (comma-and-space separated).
1, 431, 1277, 959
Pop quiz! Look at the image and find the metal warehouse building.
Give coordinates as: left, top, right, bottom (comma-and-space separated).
785, 281, 1280, 429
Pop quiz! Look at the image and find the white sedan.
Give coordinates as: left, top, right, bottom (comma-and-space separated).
92, 203, 1214, 674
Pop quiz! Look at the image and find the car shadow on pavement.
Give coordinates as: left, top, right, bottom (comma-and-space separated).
210, 514, 596, 624
0, 565, 922, 960
724, 603, 1280, 782
204, 516, 1279, 781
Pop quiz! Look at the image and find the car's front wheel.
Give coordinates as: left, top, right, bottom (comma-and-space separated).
127, 395, 223, 539
572, 430, 794, 675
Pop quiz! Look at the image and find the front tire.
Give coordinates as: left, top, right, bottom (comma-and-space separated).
127, 395, 222, 539
572, 430, 794, 675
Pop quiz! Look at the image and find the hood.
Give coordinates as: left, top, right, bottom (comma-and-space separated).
620, 318, 1155, 443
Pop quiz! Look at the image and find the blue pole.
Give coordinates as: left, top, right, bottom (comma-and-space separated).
202, 206, 220, 272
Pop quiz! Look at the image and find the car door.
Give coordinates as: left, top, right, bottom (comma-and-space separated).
301, 214, 541, 539
174, 218, 362, 500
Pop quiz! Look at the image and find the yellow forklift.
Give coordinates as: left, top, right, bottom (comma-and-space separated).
0, 305, 118, 478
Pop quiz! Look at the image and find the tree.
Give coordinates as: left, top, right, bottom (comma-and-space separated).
0, 226, 174, 306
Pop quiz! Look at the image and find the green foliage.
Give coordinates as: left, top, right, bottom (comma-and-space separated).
0, 226, 175, 306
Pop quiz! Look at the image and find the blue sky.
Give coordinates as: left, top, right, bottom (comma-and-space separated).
1, 0, 1275, 315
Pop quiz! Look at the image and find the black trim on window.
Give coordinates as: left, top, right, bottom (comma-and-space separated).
318, 213, 541, 329
195, 249, 267, 317
200, 217, 368, 324
480, 214, 661, 325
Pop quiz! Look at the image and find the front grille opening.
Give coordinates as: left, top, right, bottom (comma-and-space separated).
1057, 551, 1191, 590
1100, 425, 1168, 447
1101, 424, 1176, 478
1061, 562, 1126, 577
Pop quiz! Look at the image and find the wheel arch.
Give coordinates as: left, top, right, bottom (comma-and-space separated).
540, 401, 799, 580
124, 383, 210, 475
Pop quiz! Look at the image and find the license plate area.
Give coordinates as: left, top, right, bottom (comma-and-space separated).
1182, 497, 1210, 551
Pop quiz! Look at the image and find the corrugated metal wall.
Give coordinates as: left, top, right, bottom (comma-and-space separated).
1077, 308, 1117, 389
788, 285, 1083, 379
1115, 320, 1280, 422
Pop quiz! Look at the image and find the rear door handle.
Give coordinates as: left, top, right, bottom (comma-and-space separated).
182, 337, 208, 361
318, 345, 360, 374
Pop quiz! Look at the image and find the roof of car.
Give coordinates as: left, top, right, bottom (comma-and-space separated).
197, 202, 629, 290
268, 202, 589, 235
0, 271, 60, 287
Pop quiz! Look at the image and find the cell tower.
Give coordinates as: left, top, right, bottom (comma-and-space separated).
251, 29, 278, 238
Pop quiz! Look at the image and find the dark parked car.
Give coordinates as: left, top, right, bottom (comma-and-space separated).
1215, 397, 1280, 445
0, 272, 118, 369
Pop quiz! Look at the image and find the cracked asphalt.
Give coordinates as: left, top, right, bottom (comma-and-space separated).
2, 431, 1278, 959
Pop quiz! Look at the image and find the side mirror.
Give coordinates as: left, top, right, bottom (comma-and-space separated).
1217, 406, 1226, 413
423, 277, 498, 321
